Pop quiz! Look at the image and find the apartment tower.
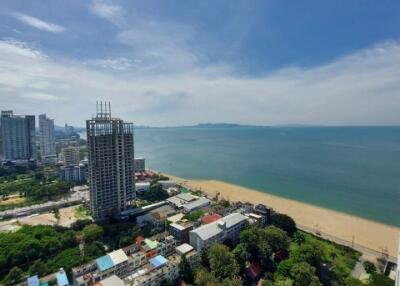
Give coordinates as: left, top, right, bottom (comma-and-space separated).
86, 102, 135, 220
0, 110, 36, 160
39, 114, 56, 163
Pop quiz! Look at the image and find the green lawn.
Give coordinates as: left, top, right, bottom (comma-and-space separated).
290, 231, 361, 281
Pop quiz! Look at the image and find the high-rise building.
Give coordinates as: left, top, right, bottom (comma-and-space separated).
60, 146, 80, 166
87, 102, 135, 220
39, 114, 56, 163
0, 110, 36, 160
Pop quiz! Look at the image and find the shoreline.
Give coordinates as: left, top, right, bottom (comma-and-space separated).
165, 173, 399, 260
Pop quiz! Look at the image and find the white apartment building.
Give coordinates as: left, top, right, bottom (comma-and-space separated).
189, 212, 248, 251
39, 114, 56, 163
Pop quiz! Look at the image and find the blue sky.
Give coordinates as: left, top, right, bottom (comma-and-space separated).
0, 1, 400, 126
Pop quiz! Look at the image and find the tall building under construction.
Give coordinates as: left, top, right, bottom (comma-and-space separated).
86, 102, 135, 220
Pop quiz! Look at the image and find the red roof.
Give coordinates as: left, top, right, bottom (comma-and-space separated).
201, 214, 222, 224
246, 261, 262, 280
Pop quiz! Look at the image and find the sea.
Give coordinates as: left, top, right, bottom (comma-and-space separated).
133, 127, 400, 227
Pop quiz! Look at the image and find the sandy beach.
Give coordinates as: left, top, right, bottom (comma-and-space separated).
166, 174, 399, 259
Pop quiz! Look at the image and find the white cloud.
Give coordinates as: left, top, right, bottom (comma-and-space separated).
22, 92, 63, 101
13, 12, 65, 33
86, 57, 140, 71
0, 38, 400, 126
89, 0, 124, 26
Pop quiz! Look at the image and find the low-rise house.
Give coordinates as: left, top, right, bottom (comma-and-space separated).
167, 193, 211, 213
170, 221, 194, 243
158, 180, 176, 190
189, 213, 248, 251
254, 204, 271, 226
183, 197, 211, 213
56, 268, 69, 286
72, 236, 176, 286
135, 182, 150, 194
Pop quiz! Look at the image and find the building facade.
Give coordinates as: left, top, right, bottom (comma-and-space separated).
0, 110, 36, 160
60, 146, 80, 166
189, 213, 248, 251
59, 164, 86, 183
39, 114, 56, 163
86, 102, 135, 220
134, 158, 145, 172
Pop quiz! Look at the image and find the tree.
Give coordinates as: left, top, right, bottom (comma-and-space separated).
291, 241, 323, 268
271, 213, 297, 236
293, 232, 305, 245
274, 278, 294, 286
207, 243, 239, 281
232, 243, 250, 272
275, 259, 295, 279
29, 259, 46, 276
263, 226, 290, 252
363, 261, 376, 274
344, 277, 363, 286
195, 267, 219, 286
52, 207, 60, 221
290, 262, 322, 286
368, 273, 394, 286
179, 255, 194, 284
3, 266, 22, 286
82, 224, 103, 242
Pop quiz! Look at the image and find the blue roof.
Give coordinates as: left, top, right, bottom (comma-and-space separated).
27, 275, 40, 286
149, 255, 168, 268
96, 255, 114, 271
56, 271, 69, 286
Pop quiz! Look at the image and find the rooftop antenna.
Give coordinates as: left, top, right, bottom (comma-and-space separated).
109, 102, 111, 118
100, 101, 103, 118
96, 101, 99, 116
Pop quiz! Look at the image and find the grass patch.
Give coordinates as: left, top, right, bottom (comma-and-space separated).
74, 205, 90, 219
290, 231, 361, 280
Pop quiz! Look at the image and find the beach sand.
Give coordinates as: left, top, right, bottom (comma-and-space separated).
167, 174, 399, 259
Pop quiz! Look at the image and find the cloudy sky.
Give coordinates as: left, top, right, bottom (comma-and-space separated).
0, 1, 400, 126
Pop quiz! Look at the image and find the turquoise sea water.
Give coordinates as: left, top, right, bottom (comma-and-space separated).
135, 127, 400, 227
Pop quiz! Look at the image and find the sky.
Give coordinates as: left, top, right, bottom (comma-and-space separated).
0, 1, 400, 127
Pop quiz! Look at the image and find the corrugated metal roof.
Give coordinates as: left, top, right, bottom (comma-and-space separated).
191, 221, 222, 240
100, 275, 125, 286
56, 270, 69, 286
176, 243, 194, 255
27, 275, 40, 286
144, 238, 159, 250
96, 255, 114, 272
108, 249, 128, 265
149, 255, 168, 268
191, 213, 247, 240
183, 197, 211, 212
223, 213, 247, 228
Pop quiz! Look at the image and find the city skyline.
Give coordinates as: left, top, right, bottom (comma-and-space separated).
1, 1, 400, 126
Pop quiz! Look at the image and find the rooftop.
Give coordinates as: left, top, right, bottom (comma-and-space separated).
96, 255, 114, 272
201, 213, 222, 224
149, 255, 168, 268
176, 243, 194, 255
27, 275, 40, 286
99, 275, 125, 286
144, 238, 159, 250
191, 213, 247, 240
56, 270, 69, 286
183, 197, 211, 212
108, 249, 128, 265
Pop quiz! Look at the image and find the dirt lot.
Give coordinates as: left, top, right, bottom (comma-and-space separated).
0, 205, 92, 232
0, 194, 26, 206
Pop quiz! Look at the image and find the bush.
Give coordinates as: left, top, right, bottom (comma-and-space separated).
271, 213, 297, 236
362, 260, 376, 274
